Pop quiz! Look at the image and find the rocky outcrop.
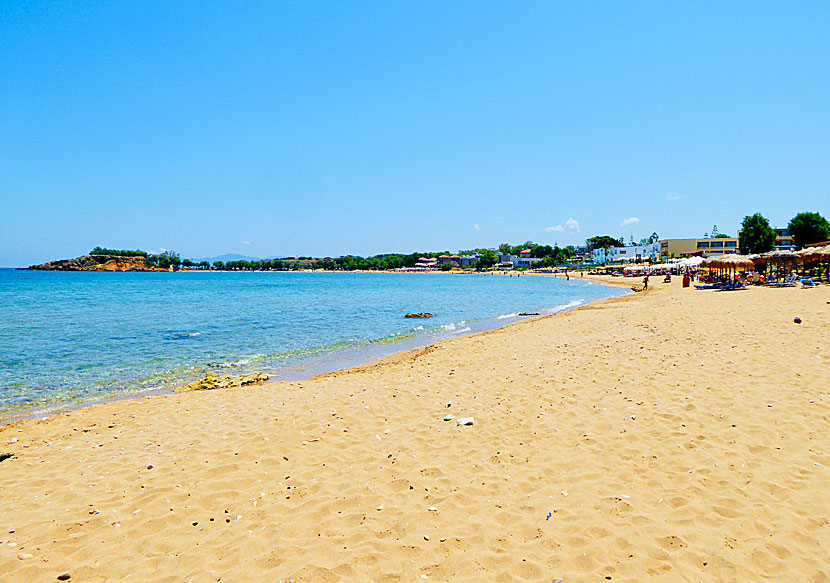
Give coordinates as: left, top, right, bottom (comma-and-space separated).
404, 313, 436, 318
27, 255, 161, 272
175, 372, 270, 392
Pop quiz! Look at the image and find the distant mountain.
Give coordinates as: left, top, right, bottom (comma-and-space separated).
190, 254, 263, 263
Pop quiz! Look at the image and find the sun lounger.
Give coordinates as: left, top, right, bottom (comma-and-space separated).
770, 275, 798, 287
716, 282, 747, 291
800, 278, 820, 287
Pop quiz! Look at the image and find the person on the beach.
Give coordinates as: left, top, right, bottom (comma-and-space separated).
643, 274, 649, 290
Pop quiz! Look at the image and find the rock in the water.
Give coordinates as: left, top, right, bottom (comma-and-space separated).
404, 313, 436, 318
176, 372, 269, 392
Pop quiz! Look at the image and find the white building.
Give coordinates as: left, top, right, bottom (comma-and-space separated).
592, 243, 660, 264
516, 256, 543, 268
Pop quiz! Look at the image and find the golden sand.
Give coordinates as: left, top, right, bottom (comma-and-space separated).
1, 278, 828, 582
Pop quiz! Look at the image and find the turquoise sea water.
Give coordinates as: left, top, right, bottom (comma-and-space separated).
0, 269, 626, 418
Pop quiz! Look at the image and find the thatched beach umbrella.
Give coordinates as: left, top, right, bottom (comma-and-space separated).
797, 245, 830, 277
705, 254, 755, 270
747, 253, 766, 268
761, 249, 799, 276
762, 249, 799, 263
701, 254, 754, 279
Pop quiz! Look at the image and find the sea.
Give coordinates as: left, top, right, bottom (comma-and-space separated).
0, 269, 627, 420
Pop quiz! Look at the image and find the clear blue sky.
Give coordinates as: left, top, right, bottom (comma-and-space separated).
2, 1, 828, 266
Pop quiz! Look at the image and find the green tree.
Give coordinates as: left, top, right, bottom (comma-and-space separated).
475, 250, 497, 269
637, 232, 660, 246
738, 213, 776, 254
714, 233, 731, 238
586, 235, 623, 250
788, 212, 830, 249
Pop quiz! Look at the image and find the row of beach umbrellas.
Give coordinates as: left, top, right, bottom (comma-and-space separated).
699, 245, 830, 271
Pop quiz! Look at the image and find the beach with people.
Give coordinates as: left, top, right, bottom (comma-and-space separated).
1, 277, 827, 582
4, 2, 830, 581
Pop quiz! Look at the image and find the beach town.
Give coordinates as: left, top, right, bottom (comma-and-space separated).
2, 216, 829, 581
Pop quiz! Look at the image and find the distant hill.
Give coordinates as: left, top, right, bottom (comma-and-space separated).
190, 254, 264, 264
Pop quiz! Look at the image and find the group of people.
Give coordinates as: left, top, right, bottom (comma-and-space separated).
642, 270, 695, 290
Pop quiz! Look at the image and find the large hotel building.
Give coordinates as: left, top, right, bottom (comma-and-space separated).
660, 229, 794, 259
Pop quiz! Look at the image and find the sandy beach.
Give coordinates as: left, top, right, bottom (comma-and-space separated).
1, 277, 827, 582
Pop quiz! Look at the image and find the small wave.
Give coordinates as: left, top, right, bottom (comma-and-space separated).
497, 313, 518, 319
544, 299, 585, 314
453, 327, 472, 334
210, 358, 251, 368
441, 323, 457, 331
172, 332, 201, 339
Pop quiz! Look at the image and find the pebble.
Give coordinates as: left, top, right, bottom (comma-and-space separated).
57, 574, 71, 581
17, 552, 34, 560
10, 438, 17, 443
147, 464, 154, 470
424, 535, 429, 541
420, 575, 428, 580
377, 505, 384, 511
456, 417, 474, 426
428, 506, 438, 511
439, 537, 446, 542
443, 415, 454, 422
624, 415, 636, 421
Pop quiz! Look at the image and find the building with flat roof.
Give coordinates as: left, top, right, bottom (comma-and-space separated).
660, 237, 739, 259
592, 243, 660, 264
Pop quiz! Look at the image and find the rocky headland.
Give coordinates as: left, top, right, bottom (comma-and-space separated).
27, 254, 163, 272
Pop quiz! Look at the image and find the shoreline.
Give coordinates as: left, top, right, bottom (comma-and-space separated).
0, 278, 627, 425
1, 278, 826, 581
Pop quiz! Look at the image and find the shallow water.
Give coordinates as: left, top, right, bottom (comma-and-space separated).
0, 269, 626, 418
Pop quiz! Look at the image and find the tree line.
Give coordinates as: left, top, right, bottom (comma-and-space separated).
739, 211, 830, 254
90, 247, 149, 258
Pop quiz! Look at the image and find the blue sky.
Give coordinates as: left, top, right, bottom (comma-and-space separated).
2, 1, 828, 266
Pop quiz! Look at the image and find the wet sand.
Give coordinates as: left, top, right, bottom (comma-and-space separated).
1, 277, 828, 582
